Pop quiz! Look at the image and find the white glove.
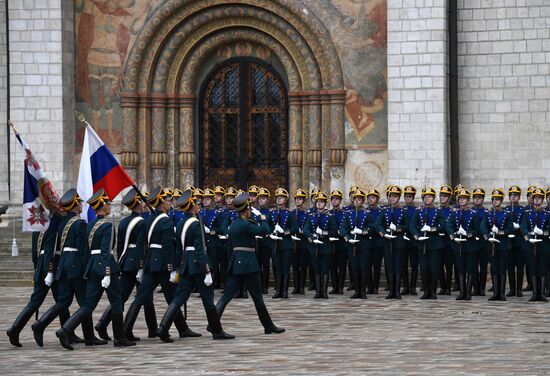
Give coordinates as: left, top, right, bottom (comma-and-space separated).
329, 237, 339, 242
204, 272, 213, 286
169, 271, 178, 283
315, 227, 323, 235
403, 235, 410, 241
491, 225, 499, 234
136, 269, 144, 283
508, 234, 515, 238
389, 222, 397, 231
488, 237, 500, 244
348, 239, 360, 244
218, 235, 228, 240
251, 207, 262, 217
274, 224, 284, 234
454, 238, 467, 243
458, 226, 467, 236
417, 236, 429, 241
255, 235, 263, 239
269, 234, 283, 240
352, 227, 363, 235
529, 238, 543, 244
420, 225, 431, 232
513, 222, 520, 229
291, 235, 301, 241
313, 239, 324, 244
101, 275, 111, 289
384, 234, 396, 240
534, 226, 544, 236
204, 226, 211, 234
44, 272, 54, 287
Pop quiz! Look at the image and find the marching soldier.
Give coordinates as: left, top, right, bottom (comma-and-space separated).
256, 187, 272, 294
329, 189, 347, 294
410, 187, 446, 299
520, 187, 549, 302
438, 185, 454, 295
124, 186, 200, 341
56, 189, 135, 350
222, 187, 247, 298
506, 185, 525, 297
94, 189, 158, 342
31, 189, 99, 348
215, 193, 285, 334
366, 189, 384, 294
472, 187, 489, 296
446, 188, 481, 300
485, 188, 514, 301
340, 188, 370, 299
291, 189, 309, 294
6, 212, 81, 347
402, 185, 419, 295
158, 189, 234, 342
375, 185, 409, 299
201, 188, 226, 290
269, 188, 298, 299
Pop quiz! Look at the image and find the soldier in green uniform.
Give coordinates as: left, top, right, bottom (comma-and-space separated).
158, 189, 234, 342
31, 189, 99, 347
94, 189, 158, 341
56, 189, 135, 350
215, 193, 285, 334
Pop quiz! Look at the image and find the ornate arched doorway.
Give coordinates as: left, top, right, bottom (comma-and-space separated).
199, 59, 288, 192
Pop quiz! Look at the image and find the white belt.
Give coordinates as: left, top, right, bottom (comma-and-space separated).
91, 249, 102, 255
185, 246, 195, 251
234, 247, 255, 252
150, 244, 162, 249
128, 244, 136, 248
63, 247, 78, 252
39, 249, 45, 255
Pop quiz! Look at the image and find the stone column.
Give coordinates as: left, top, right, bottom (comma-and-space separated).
288, 96, 303, 196
150, 103, 167, 187
177, 96, 195, 188
329, 90, 347, 193
306, 93, 322, 191
120, 95, 139, 182
0, 0, 7, 201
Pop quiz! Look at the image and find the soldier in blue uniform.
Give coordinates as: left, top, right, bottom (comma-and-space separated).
307, 188, 321, 291
446, 188, 481, 300
94, 189, 158, 341
366, 189, 384, 294
269, 188, 298, 299
6, 212, 80, 347
158, 190, 234, 342
344, 185, 359, 291
506, 185, 525, 297
523, 185, 538, 292
215, 193, 285, 334
124, 186, 200, 341
410, 187, 446, 299
402, 185, 419, 295
438, 185, 454, 295
31, 189, 98, 347
56, 189, 135, 350
471, 187, 489, 296
248, 185, 259, 207
340, 188, 370, 299
213, 186, 226, 209
255, 187, 272, 294
376, 185, 409, 299
520, 187, 549, 302
484, 188, 514, 301
329, 189, 347, 294
291, 189, 309, 294
304, 191, 338, 299
193, 188, 204, 207
201, 188, 226, 290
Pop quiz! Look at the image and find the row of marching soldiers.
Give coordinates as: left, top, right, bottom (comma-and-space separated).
7, 185, 289, 349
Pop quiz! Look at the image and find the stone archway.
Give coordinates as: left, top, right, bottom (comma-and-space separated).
119, 0, 346, 193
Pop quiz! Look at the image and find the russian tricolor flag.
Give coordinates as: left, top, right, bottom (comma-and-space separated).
77, 125, 134, 222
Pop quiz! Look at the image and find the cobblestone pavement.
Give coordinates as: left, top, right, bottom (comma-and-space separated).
1, 287, 550, 375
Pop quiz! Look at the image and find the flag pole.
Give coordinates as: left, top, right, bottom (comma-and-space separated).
7, 120, 19, 255
74, 111, 154, 213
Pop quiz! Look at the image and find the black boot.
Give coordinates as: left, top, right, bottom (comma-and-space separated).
350, 272, 361, 299
506, 269, 516, 297
123, 302, 142, 341
112, 312, 136, 347
438, 269, 446, 295
158, 303, 179, 343
94, 306, 112, 341
410, 268, 418, 295
539, 276, 548, 302
321, 274, 329, 299
499, 274, 507, 301
385, 274, 394, 299
257, 305, 285, 334
529, 276, 538, 301
282, 274, 289, 299
494, 274, 501, 301
313, 275, 321, 299
401, 266, 410, 295
373, 265, 381, 294
347, 265, 355, 291
272, 274, 283, 299
299, 269, 307, 294
464, 273, 473, 300
6, 306, 35, 347
205, 307, 234, 340
291, 270, 300, 294
479, 268, 487, 296
456, 275, 466, 300
516, 269, 524, 297
445, 269, 453, 295
420, 274, 430, 299
360, 272, 368, 299
32, 305, 62, 347
83, 314, 108, 346
174, 309, 202, 338
262, 270, 269, 294
308, 268, 316, 291
430, 277, 438, 299
394, 273, 402, 299
59, 309, 85, 344
144, 301, 159, 339
56, 309, 88, 350
338, 267, 346, 294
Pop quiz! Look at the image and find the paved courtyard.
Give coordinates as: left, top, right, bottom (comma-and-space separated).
1, 287, 550, 375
